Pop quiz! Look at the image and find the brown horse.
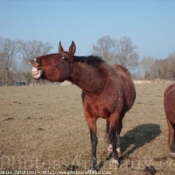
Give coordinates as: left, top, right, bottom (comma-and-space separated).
29, 41, 136, 171
164, 83, 175, 158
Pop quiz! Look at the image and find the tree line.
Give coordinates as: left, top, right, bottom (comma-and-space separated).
92, 35, 175, 80
140, 54, 175, 80
0, 36, 175, 86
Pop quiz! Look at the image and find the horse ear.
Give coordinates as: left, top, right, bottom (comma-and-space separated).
58, 41, 64, 53
69, 41, 76, 56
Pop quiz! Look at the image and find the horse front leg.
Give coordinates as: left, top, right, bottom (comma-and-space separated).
85, 112, 98, 171
90, 128, 98, 170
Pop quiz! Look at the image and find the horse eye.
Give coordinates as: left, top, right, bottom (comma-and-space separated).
34, 58, 41, 63
33, 58, 42, 65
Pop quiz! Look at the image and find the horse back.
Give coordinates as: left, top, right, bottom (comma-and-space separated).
111, 64, 131, 77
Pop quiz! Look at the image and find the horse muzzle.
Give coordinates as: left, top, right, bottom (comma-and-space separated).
31, 67, 43, 80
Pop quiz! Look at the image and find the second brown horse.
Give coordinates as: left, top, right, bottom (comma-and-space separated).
30, 41, 136, 171
164, 83, 175, 158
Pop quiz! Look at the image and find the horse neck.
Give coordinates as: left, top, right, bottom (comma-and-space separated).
68, 61, 107, 94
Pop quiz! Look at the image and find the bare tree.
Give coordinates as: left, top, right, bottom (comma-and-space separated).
0, 37, 22, 85
140, 57, 155, 79
92, 35, 115, 62
21, 40, 52, 62
0, 38, 52, 85
167, 52, 175, 80
0, 53, 5, 85
140, 52, 175, 80
21, 40, 52, 84
113, 36, 139, 69
153, 59, 168, 79
92, 36, 139, 70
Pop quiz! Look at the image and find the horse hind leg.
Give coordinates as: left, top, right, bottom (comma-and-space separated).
109, 128, 119, 165
116, 111, 125, 158
116, 120, 123, 158
108, 113, 123, 166
107, 118, 123, 159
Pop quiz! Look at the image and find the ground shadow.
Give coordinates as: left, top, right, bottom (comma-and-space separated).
98, 123, 161, 170
121, 123, 161, 156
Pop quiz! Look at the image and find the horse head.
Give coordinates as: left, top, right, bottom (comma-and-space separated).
29, 41, 76, 82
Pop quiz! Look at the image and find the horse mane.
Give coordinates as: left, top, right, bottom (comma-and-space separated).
74, 55, 104, 63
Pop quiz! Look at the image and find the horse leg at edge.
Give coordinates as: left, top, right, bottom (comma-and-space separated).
167, 118, 175, 158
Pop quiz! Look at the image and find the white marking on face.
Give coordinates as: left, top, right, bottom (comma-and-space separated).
34, 58, 36, 62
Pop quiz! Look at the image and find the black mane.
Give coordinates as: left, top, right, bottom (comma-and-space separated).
74, 55, 104, 63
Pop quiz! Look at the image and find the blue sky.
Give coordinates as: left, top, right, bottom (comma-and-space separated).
0, 0, 175, 60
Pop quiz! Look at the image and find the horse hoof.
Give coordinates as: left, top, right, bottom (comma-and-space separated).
170, 152, 175, 159
111, 158, 119, 166
107, 144, 113, 152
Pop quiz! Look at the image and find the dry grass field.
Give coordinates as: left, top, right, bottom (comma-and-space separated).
0, 83, 175, 175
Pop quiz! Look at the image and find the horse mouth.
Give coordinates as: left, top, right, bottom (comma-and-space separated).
32, 67, 43, 80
